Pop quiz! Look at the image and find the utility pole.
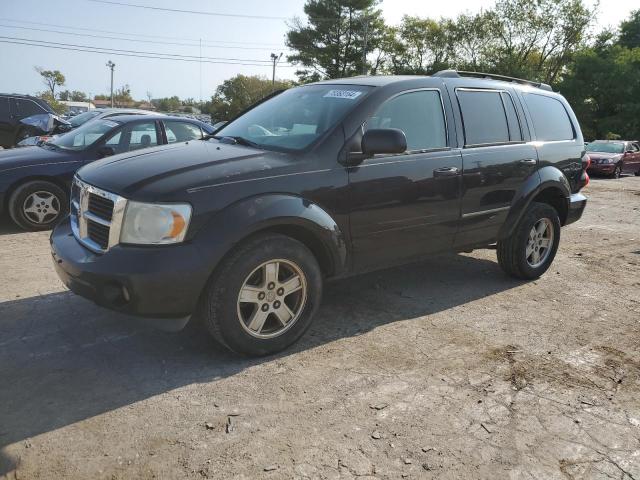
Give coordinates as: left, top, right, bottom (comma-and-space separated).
270, 52, 282, 88
362, 18, 368, 76
106, 60, 115, 108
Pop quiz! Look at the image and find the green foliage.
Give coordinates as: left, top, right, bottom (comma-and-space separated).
35, 67, 66, 98
152, 96, 182, 112
58, 90, 89, 102
37, 92, 66, 115
209, 75, 292, 120
619, 9, 640, 49
287, 0, 386, 81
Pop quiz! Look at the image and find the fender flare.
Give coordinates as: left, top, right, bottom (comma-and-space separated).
193, 193, 348, 278
498, 166, 571, 240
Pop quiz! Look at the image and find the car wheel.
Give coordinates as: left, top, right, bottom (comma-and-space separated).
635, 169, 640, 177
8, 180, 68, 231
497, 202, 561, 280
612, 164, 622, 179
198, 233, 323, 356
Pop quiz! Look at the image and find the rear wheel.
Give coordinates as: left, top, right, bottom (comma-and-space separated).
497, 202, 561, 280
198, 233, 323, 356
8, 180, 68, 231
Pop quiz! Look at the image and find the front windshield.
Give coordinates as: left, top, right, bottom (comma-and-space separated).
215, 84, 373, 150
69, 110, 102, 127
586, 142, 624, 154
50, 119, 119, 151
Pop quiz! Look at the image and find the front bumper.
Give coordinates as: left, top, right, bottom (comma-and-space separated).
565, 192, 587, 226
587, 164, 616, 175
50, 217, 212, 318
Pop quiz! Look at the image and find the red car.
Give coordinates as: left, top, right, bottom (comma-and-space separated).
586, 140, 640, 178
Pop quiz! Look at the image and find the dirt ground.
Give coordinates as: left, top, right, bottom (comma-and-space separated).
0, 176, 639, 480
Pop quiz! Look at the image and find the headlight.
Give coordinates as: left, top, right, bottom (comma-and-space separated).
602, 158, 614, 164
120, 201, 192, 245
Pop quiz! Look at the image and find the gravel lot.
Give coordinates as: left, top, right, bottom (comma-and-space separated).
1, 176, 639, 479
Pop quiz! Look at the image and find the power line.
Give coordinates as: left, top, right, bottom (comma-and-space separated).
88, 0, 288, 20
0, 38, 297, 67
0, 23, 292, 51
0, 35, 292, 64
0, 17, 286, 47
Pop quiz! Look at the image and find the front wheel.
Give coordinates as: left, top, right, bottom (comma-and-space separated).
497, 202, 561, 280
198, 233, 323, 356
612, 164, 622, 179
8, 180, 68, 231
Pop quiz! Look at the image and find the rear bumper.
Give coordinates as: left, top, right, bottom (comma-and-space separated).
565, 193, 587, 226
50, 217, 213, 319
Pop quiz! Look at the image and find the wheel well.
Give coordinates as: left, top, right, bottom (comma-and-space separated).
257, 224, 334, 277
532, 187, 568, 225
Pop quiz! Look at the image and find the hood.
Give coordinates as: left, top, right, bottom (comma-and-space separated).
586, 152, 622, 160
77, 140, 292, 201
0, 145, 77, 174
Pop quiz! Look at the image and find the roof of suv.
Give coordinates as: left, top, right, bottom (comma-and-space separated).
0, 93, 54, 112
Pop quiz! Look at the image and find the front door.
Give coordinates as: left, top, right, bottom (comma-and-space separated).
347, 88, 462, 272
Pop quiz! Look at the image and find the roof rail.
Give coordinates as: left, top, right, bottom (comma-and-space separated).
433, 69, 553, 92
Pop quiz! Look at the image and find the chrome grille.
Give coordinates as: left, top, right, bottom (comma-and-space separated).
71, 177, 127, 253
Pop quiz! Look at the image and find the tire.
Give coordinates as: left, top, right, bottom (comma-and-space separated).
634, 169, 640, 177
612, 164, 622, 179
198, 233, 323, 356
497, 202, 561, 280
8, 180, 68, 231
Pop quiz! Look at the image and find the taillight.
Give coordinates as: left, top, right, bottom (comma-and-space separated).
580, 154, 590, 188
582, 154, 591, 170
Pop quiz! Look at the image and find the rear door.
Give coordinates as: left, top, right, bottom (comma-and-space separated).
450, 86, 538, 248
348, 87, 463, 271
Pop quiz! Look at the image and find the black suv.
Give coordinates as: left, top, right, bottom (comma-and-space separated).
51, 71, 588, 356
0, 94, 54, 148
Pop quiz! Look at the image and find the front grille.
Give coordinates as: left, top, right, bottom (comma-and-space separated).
87, 220, 110, 249
70, 177, 126, 253
88, 194, 114, 221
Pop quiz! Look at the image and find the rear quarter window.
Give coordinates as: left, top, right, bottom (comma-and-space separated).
523, 93, 574, 141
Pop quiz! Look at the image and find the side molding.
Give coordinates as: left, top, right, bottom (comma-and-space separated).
498, 166, 571, 240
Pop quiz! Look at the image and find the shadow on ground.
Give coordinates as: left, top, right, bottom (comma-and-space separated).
0, 252, 522, 474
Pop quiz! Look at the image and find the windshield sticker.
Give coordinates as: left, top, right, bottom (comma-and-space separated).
323, 90, 363, 100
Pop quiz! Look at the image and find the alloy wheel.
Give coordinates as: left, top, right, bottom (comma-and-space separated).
236, 259, 308, 339
22, 191, 61, 225
526, 218, 554, 268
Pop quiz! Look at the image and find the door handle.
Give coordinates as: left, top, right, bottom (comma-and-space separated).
433, 166, 460, 177
519, 158, 537, 165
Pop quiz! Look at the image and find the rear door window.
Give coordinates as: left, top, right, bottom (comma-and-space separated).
366, 89, 447, 151
13, 99, 45, 118
523, 93, 574, 141
501, 92, 523, 142
457, 89, 510, 146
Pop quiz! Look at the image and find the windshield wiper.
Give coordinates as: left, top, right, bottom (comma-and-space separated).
206, 135, 260, 148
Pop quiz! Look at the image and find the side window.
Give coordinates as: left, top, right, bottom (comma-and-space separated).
13, 99, 45, 118
128, 122, 159, 151
523, 93, 574, 141
457, 89, 510, 146
164, 121, 203, 143
500, 92, 523, 142
0, 97, 10, 118
366, 90, 447, 151
105, 131, 122, 146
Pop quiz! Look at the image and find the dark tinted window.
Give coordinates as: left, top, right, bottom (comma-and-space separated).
0, 97, 9, 117
366, 90, 447, 151
523, 93, 574, 141
501, 92, 522, 141
457, 90, 510, 146
14, 99, 45, 117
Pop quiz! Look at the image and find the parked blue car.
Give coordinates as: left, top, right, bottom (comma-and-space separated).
0, 114, 214, 231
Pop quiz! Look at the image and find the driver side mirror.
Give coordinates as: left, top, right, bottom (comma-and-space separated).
346, 128, 407, 165
97, 146, 116, 158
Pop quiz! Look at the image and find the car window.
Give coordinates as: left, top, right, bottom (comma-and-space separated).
366, 90, 447, 151
457, 89, 510, 146
633, 143, 640, 152
523, 93, 574, 141
0, 97, 9, 118
13, 98, 45, 118
51, 119, 119, 151
102, 121, 158, 153
164, 121, 203, 143
216, 84, 373, 151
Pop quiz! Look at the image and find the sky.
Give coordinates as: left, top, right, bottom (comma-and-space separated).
0, 0, 637, 101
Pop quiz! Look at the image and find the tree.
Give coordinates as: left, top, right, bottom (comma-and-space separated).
114, 84, 133, 106
210, 75, 292, 119
619, 9, 640, 49
286, 0, 386, 81
152, 96, 182, 112
37, 92, 66, 115
35, 67, 66, 98
59, 90, 89, 102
